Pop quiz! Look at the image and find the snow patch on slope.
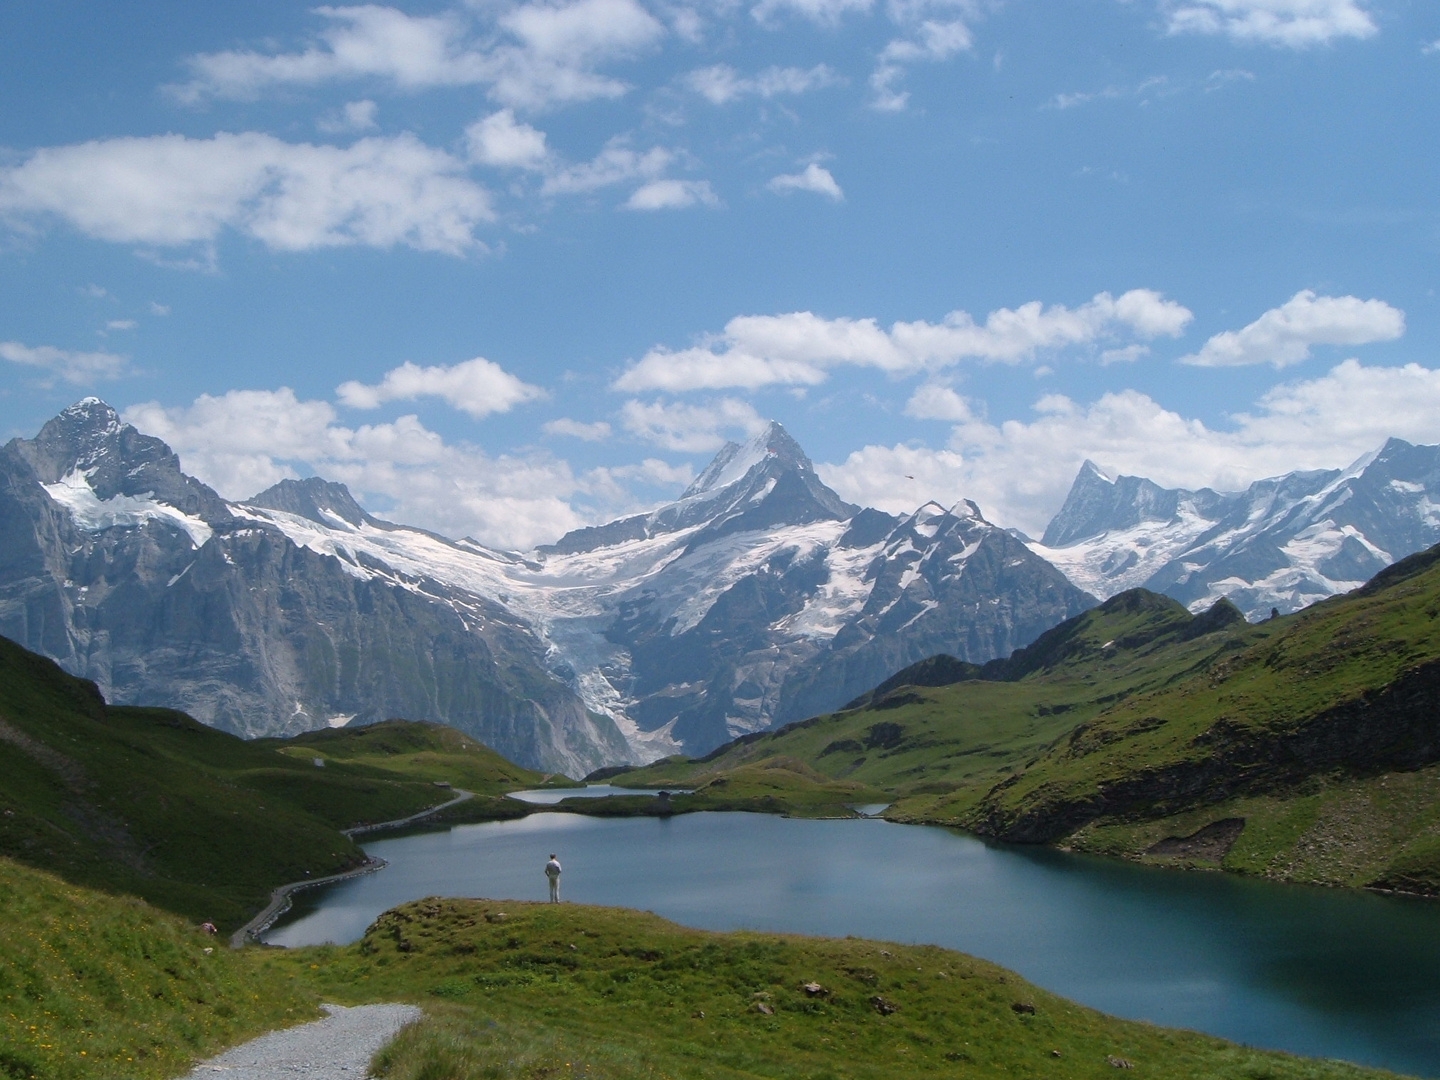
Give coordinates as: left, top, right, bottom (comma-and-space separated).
44, 469, 214, 548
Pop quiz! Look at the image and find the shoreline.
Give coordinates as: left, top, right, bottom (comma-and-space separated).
230, 788, 475, 948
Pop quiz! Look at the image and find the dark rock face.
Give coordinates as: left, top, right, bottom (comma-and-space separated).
1037, 439, 1440, 619
0, 404, 624, 774
248, 477, 376, 528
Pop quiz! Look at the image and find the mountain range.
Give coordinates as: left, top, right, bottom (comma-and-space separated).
0, 400, 1090, 772
5, 399, 1440, 773
1030, 438, 1440, 620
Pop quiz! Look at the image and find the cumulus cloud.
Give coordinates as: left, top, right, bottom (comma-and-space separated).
540, 142, 672, 195
904, 382, 978, 421
684, 63, 839, 104
767, 163, 843, 201
625, 179, 719, 210
336, 356, 544, 417
466, 109, 550, 169
820, 359, 1440, 536
0, 132, 493, 255
619, 397, 766, 451
318, 99, 379, 133
544, 417, 613, 440
614, 290, 1192, 391
0, 341, 133, 384
1180, 290, 1404, 368
751, 0, 875, 26
1164, 0, 1378, 48
170, 1, 663, 111
870, 17, 974, 110
124, 388, 586, 550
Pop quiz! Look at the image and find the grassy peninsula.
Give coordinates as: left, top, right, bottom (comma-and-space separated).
1, 858, 1412, 1080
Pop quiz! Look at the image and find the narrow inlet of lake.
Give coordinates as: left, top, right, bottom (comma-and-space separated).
266, 812, 1440, 1078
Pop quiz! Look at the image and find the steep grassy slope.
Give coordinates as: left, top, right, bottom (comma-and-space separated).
614, 590, 1255, 817
280, 896, 1403, 1080
0, 635, 543, 929
967, 546, 1440, 888
0, 858, 317, 1080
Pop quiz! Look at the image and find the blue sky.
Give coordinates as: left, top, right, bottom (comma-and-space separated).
1, 0, 1437, 548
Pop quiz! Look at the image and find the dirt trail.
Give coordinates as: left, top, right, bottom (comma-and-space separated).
180, 1003, 421, 1079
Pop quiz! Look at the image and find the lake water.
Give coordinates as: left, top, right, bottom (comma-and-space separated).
266, 811, 1440, 1078
506, 785, 690, 804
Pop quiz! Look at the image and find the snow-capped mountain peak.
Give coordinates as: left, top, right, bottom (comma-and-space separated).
1032, 438, 1440, 619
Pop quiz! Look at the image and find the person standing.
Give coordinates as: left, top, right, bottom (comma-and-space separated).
545, 853, 562, 903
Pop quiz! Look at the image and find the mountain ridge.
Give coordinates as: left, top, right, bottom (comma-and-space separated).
1031, 437, 1440, 619
0, 401, 1094, 767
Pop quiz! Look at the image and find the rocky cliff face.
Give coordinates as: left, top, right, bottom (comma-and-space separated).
1030, 439, 1440, 619
0, 401, 624, 774
0, 402, 1097, 765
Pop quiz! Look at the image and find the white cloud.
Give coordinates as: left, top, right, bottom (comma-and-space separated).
751, 0, 875, 26
767, 163, 843, 201
171, 1, 664, 112
335, 356, 545, 417
821, 360, 1440, 536
904, 382, 977, 421
466, 109, 550, 169
540, 142, 672, 195
149, 303, 171, 316
105, 319, 138, 332
0, 341, 133, 384
1180, 290, 1404, 368
614, 290, 1192, 391
490, 0, 665, 109
684, 63, 839, 104
625, 179, 719, 210
619, 397, 766, 451
544, 417, 613, 440
0, 132, 493, 255
318, 99, 380, 133
123, 388, 586, 550
871, 17, 974, 110
1165, 0, 1378, 47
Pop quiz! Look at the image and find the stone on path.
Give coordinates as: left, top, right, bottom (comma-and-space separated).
182, 1003, 422, 1079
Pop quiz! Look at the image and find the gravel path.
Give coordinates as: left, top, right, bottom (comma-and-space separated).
180, 1003, 422, 1079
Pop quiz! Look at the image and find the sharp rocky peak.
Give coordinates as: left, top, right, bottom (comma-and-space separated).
15, 398, 231, 525
683, 421, 811, 498
246, 477, 374, 529
544, 420, 856, 555
1042, 461, 1194, 548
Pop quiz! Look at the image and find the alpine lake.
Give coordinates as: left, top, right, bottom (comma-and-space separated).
267, 799, 1440, 1078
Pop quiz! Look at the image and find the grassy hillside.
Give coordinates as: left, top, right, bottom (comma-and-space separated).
966, 545, 1440, 890
0, 635, 543, 930
3, 858, 1411, 1080
614, 590, 1256, 817
612, 550, 1440, 892
0, 858, 317, 1080
278, 895, 1403, 1080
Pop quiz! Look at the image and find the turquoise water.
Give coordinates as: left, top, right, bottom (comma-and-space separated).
266, 812, 1440, 1077
506, 784, 690, 804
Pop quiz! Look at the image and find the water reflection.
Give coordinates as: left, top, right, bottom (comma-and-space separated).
267, 812, 1440, 1078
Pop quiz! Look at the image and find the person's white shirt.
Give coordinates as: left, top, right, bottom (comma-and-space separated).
545, 857, 562, 877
